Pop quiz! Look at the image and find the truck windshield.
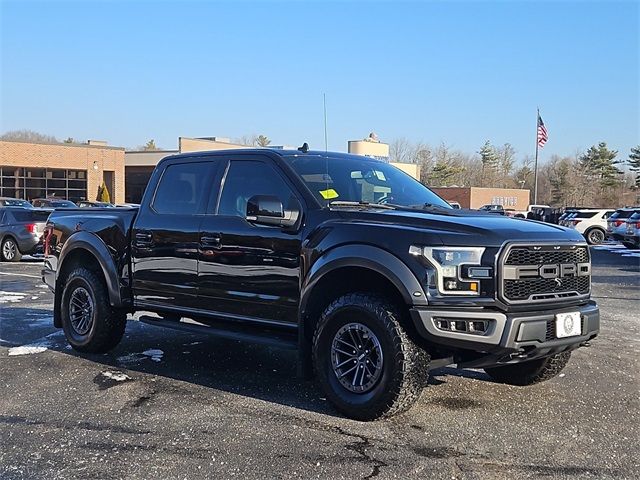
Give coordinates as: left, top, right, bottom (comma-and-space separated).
286, 155, 451, 209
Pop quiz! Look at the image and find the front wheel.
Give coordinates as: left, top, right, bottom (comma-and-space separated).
312, 293, 429, 421
585, 228, 606, 245
484, 352, 571, 386
60, 267, 126, 353
622, 241, 637, 249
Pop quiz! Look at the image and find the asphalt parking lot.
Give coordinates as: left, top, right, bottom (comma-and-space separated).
1, 247, 639, 480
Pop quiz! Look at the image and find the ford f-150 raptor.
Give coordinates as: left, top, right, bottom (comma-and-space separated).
43, 148, 599, 420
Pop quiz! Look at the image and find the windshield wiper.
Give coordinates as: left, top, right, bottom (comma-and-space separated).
328, 201, 396, 210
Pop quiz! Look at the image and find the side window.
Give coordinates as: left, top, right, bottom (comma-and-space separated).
152, 162, 211, 215
218, 160, 293, 217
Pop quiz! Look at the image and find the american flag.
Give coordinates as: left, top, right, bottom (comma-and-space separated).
537, 113, 548, 148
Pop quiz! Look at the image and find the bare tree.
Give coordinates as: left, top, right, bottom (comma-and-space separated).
389, 138, 414, 164
1, 129, 59, 143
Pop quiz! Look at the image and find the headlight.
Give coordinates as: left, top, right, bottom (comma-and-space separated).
409, 246, 485, 295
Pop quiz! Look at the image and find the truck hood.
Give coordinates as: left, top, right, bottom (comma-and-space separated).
336, 208, 584, 247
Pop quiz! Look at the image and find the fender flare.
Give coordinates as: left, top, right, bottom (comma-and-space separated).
57, 231, 123, 307
300, 244, 427, 320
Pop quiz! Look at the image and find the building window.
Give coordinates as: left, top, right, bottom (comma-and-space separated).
0, 167, 88, 202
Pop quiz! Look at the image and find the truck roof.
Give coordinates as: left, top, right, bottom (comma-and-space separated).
160, 148, 377, 164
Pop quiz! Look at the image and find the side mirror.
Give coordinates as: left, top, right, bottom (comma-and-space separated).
246, 195, 299, 228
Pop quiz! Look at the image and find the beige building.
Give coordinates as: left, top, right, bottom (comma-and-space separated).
348, 133, 420, 180
0, 140, 125, 203
432, 187, 531, 210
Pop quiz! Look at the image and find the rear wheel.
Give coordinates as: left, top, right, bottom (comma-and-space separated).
484, 352, 571, 386
60, 267, 126, 353
585, 228, 605, 245
1, 237, 22, 262
312, 293, 429, 420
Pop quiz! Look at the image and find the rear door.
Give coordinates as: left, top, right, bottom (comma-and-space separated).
131, 159, 219, 311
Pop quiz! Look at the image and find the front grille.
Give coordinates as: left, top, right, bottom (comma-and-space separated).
505, 247, 589, 265
505, 276, 590, 301
500, 244, 591, 304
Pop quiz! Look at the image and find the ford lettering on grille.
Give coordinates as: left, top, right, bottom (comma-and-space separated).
499, 244, 591, 304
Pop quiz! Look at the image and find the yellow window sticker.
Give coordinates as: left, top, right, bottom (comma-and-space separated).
319, 188, 339, 200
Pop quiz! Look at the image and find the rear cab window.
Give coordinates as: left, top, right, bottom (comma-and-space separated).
151, 162, 214, 215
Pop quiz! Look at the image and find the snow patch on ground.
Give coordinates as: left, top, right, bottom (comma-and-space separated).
101, 371, 131, 382
117, 349, 164, 365
8, 344, 48, 356
142, 349, 164, 362
0, 291, 26, 303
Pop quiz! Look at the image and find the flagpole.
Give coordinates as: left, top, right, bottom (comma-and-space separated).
533, 107, 539, 205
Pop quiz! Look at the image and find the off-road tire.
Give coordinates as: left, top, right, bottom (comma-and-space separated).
484, 352, 571, 386
1, 237, 22, 262
60, 267, 126, 353
585, 228, 605, 245
312, 293, 429, 421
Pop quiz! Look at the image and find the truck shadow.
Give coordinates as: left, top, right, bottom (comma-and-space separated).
3, 308, 493, 418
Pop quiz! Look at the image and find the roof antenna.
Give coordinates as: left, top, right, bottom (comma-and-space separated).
323, 93, 328, 152
298, 142, 309, 153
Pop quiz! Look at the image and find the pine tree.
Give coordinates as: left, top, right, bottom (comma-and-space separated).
578, 142, 622, 189
256, 135, 271, 147
628, 145, 640, 188
478, 141, 499, 187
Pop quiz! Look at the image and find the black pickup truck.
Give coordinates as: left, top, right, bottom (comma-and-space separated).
43, 148, 599, 420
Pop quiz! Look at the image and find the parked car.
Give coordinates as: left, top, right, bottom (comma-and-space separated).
558, 210, 573, 226
31, 198, 77, 209
478, 204, 505, 215
43, 148, 599, 420
0, 197, 33, 208
607, 208, 640, 244
448, 201, 461, 209
77, 201, 115, 208
623, 212, 640, 249
566, 209, 615, 245
0, 207, 50, 261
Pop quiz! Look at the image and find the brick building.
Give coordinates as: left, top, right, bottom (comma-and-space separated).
0, 140, 125, 204
431, 187, 531, 211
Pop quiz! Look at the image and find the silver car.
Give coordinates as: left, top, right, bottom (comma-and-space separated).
0, 207, 50, 261
607, 208, 640, 243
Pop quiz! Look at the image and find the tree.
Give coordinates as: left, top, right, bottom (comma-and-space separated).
256, 135, 271, 147
497, 143, 516, 188
142, 139, 159, 151
0, 129, 58, 143
389, 138, 413, 164
578, 142, 622, 204
513, 156, 534, 190
628, 145, 640, 188
478, 141, 499, 187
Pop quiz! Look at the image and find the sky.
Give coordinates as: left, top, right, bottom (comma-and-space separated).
1, 0, 638, 164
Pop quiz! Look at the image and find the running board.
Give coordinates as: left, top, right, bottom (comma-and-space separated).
138, 315, 298, 350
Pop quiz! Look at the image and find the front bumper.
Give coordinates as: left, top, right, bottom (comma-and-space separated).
410, 301, 599, 368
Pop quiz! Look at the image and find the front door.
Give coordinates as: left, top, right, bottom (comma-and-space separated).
131, 160, 217, 311
198, 158, 302, 325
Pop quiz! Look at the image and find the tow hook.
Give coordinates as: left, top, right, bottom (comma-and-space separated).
580, 341, 591, 347
509, 349, 528, 360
